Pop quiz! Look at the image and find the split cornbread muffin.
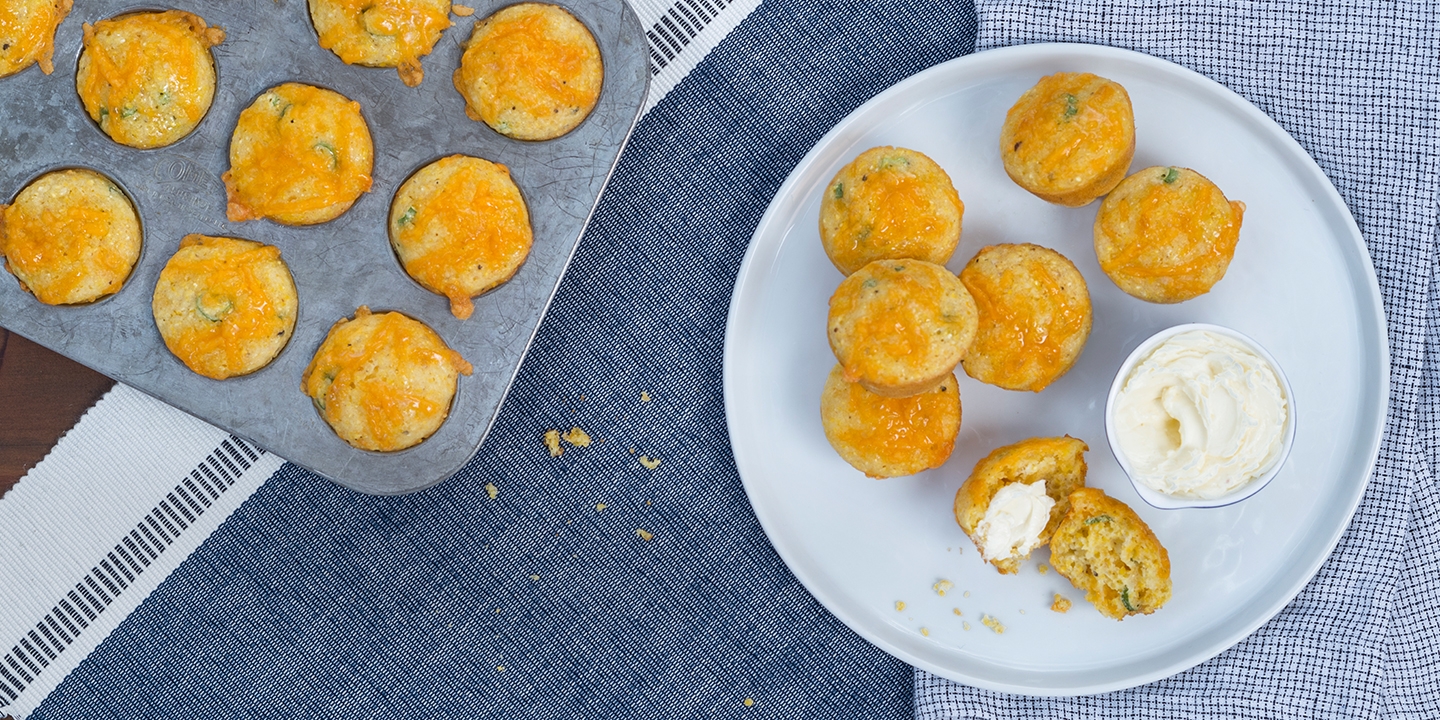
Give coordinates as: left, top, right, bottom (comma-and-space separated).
818, 146, 963, 275
827, 259, 978, 398
308, 0, 452, 87
0, 0, 72, 78
223, 83, 374, 225
389, 154, 533, 319
1094, 165, 1245, 303
76, 10, 226, 149
0, 168, 141, 305
1000, 72, 1135, 207
953, 436, 1088, 574
152, 235, 298, 380
302, 306, 473, 452
454, 3, 603, 140
1050, 487, 1172, 619
959, 243, 1092, 392
820, 365, 961, 478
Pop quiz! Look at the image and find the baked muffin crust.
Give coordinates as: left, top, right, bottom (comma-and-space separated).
0, 168, 141, 305
390, 154, 532, 319
76, 10, 225, 149
453, 3, 603, 140
223, 83, 374, 225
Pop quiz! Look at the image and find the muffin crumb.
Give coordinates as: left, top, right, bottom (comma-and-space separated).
639, 455, 661, 470
485, 483, 498, 499
563, 426, 592, 447
1051, 594, 1072, 613
544, 429, 562, 456
933, 579, 954, 597
636, 528, 654, 541
895, 601, 906, 612
1038, 563, 1049, 575
595, 503, 606, 511
641, 391, 651, 402
952, 608, 962, 616
743, 698, 754, 707
981, 614, 1005, 634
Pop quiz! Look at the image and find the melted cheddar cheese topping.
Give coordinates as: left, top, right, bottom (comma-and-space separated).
153, 235, 296, 379
311, 0, 451, 86
961, 254, 1088, 392
455, 3, 602, 140
0, 0, 71, 77
391, 155, 532, 319
76, 11, 224, 149
224, 83, 374, 225
302, 308, 472, 452
827, 373, 959, 477
1096, 168, 1244, 300
0, 169, 140, 305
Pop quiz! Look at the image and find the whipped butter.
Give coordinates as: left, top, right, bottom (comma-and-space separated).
1113, 329, 1288, 499
976, 480, 1054, 561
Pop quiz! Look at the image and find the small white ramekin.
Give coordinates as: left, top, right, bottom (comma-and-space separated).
1104, 322, 1297, 510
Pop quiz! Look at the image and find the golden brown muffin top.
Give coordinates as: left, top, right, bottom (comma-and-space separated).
76, 10, 225, 149
0, 0, 72, 77
223, 83, 375, 225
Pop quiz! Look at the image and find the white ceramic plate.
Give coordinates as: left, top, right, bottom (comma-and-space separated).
723, 43, 1388, 695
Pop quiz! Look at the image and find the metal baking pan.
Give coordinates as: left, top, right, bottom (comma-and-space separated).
0, 0, 648, 494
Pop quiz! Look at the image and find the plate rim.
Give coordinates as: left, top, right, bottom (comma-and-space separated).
722, 41, 1390, 696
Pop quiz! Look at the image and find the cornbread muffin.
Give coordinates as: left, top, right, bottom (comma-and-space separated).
76, 10, 225, 149
818, 146, 964, 275
953, 436, 1088, 574
827, 259, 978, 397
389, 154, 533, 319
1094, 166, 1245, 303
302, 306, 473, 451
820, 365, 961, 478
959, 243, 1092, 392
0, 0, 71, 78
1000, 72, 1135, 207
1051, 487, 1172, 619
152, 235, 298, 380
223, 83, 375, 225
0, 169, 141, 305
309, 0, 452, 87
453, 3, 603, 140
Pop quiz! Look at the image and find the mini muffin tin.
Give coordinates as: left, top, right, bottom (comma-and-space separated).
0, 0, 648, 494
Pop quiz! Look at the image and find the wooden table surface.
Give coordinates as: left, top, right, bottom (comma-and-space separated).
0, 329, 116, 498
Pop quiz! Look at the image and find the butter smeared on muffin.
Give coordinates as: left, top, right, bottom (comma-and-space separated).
953, 436, 1088, 574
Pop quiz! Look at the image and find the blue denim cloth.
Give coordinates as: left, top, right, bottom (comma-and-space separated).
31, 1, 978, 717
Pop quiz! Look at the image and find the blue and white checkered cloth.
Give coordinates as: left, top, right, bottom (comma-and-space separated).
917, 2, 1440, 717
